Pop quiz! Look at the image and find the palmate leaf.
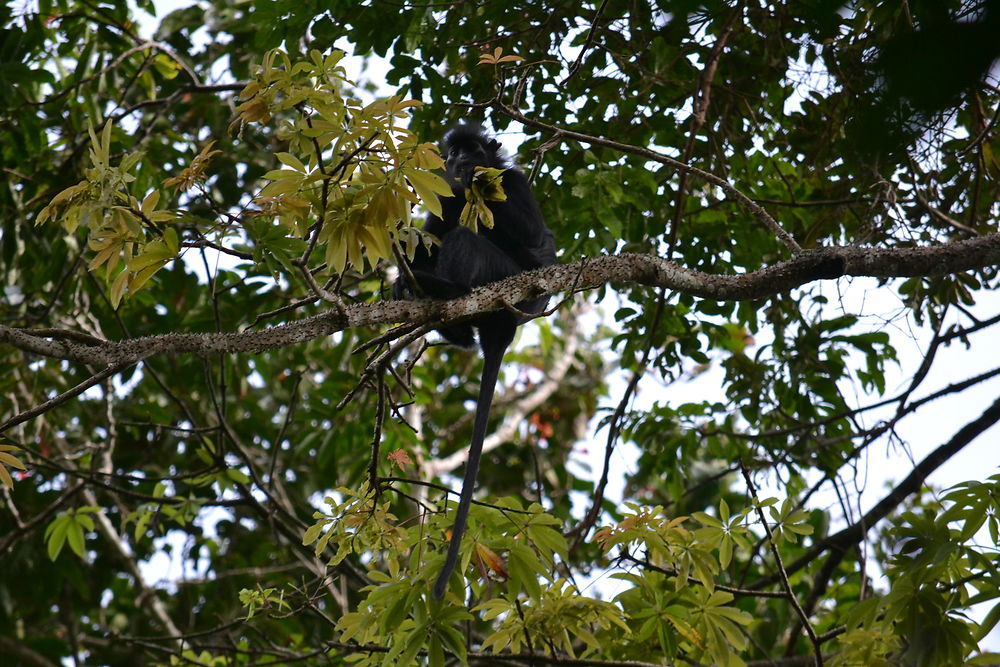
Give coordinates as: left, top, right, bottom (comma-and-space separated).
44, 507, 101, 560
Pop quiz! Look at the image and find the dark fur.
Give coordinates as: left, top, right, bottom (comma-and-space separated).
394, 125, 556, 599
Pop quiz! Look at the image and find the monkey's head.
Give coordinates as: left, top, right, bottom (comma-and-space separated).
443, 124, 507, 189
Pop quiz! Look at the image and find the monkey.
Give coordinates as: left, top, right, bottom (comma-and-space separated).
394, 124, 556, 599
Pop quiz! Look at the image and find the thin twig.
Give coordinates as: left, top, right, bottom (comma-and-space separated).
0, 362, 134, 433
494, 103, 803, 253
561, 0, 611, 84
569, 293, 664, 548
368, 373, 388, 493
739, 460, 823, 666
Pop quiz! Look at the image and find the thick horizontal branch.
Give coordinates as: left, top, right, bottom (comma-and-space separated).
2, 233, 999, 368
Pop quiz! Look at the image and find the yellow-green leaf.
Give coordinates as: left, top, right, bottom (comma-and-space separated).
276, 152, 307, 173
259, 178, 303, 197
406, 168, 452, 217
109, 268, 129, 309
127, 247, 172, 272
140, 189, 160, 214
128, 261, 167, 293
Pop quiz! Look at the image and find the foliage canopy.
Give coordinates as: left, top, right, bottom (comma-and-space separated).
2, 1, 1000, 665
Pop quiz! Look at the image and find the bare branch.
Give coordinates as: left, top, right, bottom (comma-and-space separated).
0, 362, 134, 433
495, 102, 803, 253
740, 462, 823, 666
751, 393, 1000, 590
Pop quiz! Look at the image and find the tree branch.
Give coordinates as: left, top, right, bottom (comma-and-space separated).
0, 636, 59, 667
751, 392, 1000, 590
496, 102, 803, 253
2, 234, 1000, 370
740, 461, 822, 666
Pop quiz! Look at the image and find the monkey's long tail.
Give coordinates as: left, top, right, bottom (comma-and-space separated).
432, 341, 507, 600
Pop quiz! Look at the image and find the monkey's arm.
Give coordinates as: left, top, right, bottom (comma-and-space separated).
494, 172, 546, 241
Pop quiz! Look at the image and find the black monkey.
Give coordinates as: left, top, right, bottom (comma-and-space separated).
394, 125, 556, 599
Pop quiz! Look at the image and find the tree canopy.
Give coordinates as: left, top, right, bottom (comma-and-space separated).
2, 1, 1000, 665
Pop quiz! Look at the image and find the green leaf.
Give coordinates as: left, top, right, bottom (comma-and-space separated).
66, 520, 86, 557
46, 517, 70, 561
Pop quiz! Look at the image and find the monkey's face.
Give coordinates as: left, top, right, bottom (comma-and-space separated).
446, 141, 489, 189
